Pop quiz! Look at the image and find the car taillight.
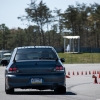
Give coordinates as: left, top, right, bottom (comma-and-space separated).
55, 66, 64, 71
9, 67, 18, 73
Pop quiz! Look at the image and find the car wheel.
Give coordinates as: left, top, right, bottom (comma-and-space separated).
60, 86, 66, 94
54, 86, 66, 94
5, 81, 14, 94
5, 88, 14, 94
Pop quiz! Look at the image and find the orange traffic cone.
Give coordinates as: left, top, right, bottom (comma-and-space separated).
92, 75, 95, 78
97, 71, 99, 74
77, 71, 79, 75
94, 71, 96, 74
72, 71, 75, 75
81, 71, 83, 75
85, 71, 87, 75
92, 71, 94, 74
66, 75, 70, 78
98, 72, 100, 78
68, 72, 70, 75
89, 71, 91, 75
94, 77, 98, 84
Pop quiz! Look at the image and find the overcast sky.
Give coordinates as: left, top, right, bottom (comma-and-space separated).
0, 0, 100, 29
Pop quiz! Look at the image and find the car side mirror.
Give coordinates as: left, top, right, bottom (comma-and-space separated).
60, 58, 65, 63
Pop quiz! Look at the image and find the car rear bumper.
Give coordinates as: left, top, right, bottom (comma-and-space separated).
6, 74, 66, 90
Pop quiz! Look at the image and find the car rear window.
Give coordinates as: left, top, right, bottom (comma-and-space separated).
15, 48, 57, 60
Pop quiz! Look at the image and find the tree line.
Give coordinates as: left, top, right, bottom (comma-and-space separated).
0, 0, 100, 50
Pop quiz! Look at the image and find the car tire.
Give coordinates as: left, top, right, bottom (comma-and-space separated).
60, 86, 66, 94
54, 86, 66, 94
5, 88, 14, 94
5, 81, 14, 94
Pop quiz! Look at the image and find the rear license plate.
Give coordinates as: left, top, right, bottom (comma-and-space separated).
31, 78, 42, 84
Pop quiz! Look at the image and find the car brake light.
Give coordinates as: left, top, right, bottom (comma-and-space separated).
9, 67, 18, 73
55, 66, 64, 71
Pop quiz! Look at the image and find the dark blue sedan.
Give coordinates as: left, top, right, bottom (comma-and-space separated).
5, 46, 66, 94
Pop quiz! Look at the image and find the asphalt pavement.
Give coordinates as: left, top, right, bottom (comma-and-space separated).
0, 64, 100, 100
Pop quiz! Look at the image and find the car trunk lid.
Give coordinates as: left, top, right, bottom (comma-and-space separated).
14, 60, 57, 74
